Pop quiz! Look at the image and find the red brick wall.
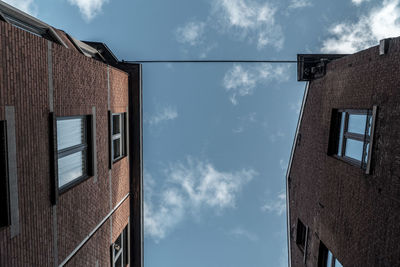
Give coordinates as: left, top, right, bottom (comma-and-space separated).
109, 67, 130, 208
0, 20, 54, 267
111, 198, 130, 244
0, 20, 131, 266
289, 38, 400, 266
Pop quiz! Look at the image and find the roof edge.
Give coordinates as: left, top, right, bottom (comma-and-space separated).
0, 1, 68, 48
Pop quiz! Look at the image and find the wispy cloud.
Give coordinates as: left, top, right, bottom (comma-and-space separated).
288, 0, 312, 9
175, 21, 206, 46
269, 129, 285, 143
212, 0, 284, 50
223, 64, 289, 105
289, 99, 302, 115
232, 126, 244, 133
144, 171, 185, 241
322, 0, 400, 53
144, 157, 257, 241
3, 0, 37, 15
233, 112, 257, 133
67, 0, 108, 21
261, 192, 286, 216
279, 159, 288, 172
352, 0, 369, 5
145, 106, 178, 126
228, 227, 259, 241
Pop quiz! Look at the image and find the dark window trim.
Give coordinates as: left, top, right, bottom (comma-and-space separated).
108, 110, 112, 169
296, 219, 307, 252
51, 114, 94, 196
328, 107, 377, 174
111, 224, 129, 267
0, 120, 10, 228
111, 112, 127, 164
58, 174, 91, 195
57, 116, 88, 193
318, 241, 343, 267
57, 143, 87, 158
49, 113, 58, 205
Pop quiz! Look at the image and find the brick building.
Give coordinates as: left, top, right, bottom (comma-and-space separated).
286, 38, 400, 266
0, 2, 142, 266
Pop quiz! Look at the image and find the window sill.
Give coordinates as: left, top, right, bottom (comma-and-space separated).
58, 174, 93, 195
112, 154, 127, 165
329, 155, 369, 174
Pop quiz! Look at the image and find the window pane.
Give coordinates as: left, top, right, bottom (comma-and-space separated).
58, 151, 84, 188
363, 143, 370, 165
338, 112, 345, 156
367, 114, 372, 136
113, 138, 121, 159
57, 118, 84, 150
327, 251, 333, 267
123, 226, 129, 265
348, 114, 367, 134
345, 139, 364, 162
115, 234, 122, 248
115, 254, 122, 267
113, 115, 121, 135
335, 259, 343, 267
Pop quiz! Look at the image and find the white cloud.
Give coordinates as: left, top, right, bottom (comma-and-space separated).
3, 0, 37, 15
229, 227, 259, 241
322, 0, 400, 53
212, 0, 284, 50
352, 0, 369, 5
279, 159, 288, 172
223, 64, 289, 105
233, 112, 257, 133
269, 129, 285, 143
176, 21, 206, 46
167, 158, 256, 209
67, 0, 108, 21
288, 0, 312, 9
261, 192, 286, 216
289, 99, 302, 115
232, 126, 244, 133
144, 158, 257, 241
145, 106, 178, 126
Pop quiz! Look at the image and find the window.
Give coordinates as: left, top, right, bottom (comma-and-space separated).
328, 106, 377, 173
296, 219, 307, 251
56, 116, 93, 192
0, 121, 10, 228
111, 113, 126, 162
111, 225, 129, 267
318, 242, 344, 267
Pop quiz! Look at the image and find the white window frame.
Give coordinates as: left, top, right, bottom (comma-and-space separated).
111, 113, 125, 162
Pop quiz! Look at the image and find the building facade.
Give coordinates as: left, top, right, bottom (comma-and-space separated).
0, 2, 142, 266
287, 38, 400, 266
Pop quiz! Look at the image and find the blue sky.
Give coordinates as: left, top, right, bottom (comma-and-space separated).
5, 0, 400, 266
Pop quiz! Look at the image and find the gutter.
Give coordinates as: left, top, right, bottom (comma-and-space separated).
286, 81, 310, 267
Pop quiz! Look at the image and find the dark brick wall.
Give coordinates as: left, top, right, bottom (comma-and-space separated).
289, 38, 400, 267
0, 20, 131, 266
